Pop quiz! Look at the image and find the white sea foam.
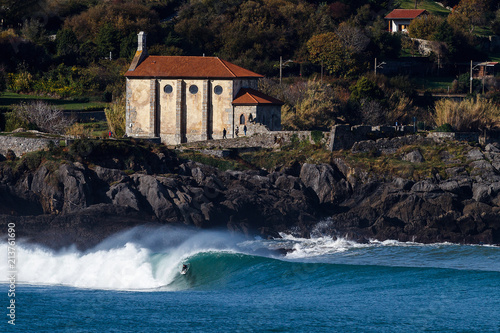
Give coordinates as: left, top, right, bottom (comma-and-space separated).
0, 227, 244, 290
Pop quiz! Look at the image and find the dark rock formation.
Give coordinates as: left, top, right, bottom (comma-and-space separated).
0, 137, 499, 249
0, 149, 320, 249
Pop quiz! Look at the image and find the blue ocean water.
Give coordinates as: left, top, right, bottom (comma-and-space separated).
1, 226, 499, 332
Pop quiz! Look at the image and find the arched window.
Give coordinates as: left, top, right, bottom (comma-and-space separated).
240, 114, 245, 125
248, 114, 253, 122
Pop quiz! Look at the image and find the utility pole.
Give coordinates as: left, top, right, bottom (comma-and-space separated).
321, 60, 323, 83
374, 58, 385, 76
470, 60, 473, 95
280, 56, 283, 85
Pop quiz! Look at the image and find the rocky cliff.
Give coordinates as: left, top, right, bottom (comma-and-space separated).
0, 137, 499, 249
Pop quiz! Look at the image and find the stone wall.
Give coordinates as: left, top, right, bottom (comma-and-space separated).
427, 131, 480, 142
329, 124, 415, 151
0, 136, 59, 157
183, 130, 330, 150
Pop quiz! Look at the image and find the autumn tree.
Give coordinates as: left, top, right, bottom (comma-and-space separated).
448, 0, 488, 34
407, 15, 444, 40
307, 23, 368, 78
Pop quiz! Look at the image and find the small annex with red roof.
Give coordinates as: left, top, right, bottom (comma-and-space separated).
125, 32, 282, 144
385, 9, 428, 33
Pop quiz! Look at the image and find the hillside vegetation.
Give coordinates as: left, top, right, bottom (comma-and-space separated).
0, 0, 499, 133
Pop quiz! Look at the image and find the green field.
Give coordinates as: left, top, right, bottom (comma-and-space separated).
399, 0, 451, 16
0, 92, 107, 111
413, 76, 455, 91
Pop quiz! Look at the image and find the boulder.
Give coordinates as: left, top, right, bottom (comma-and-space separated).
403, 150, 424, 163
300, 163, 351, 205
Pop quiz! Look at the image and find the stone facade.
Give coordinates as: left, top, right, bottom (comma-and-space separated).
328, 124, 415, 151
125, 32, 282, 145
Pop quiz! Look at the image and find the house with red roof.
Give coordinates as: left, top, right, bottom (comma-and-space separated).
125, 32, 283, 144
385, 9, 428, 33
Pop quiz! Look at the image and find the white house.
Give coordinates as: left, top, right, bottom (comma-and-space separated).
385, 9, 428, 33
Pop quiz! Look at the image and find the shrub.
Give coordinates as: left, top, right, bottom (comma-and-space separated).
66, 122, 91, 138
434, 123, 454, 132
311, 130, 324, 145
4, 111, 30, 132
104, 97, 126, 137
433, 98, 500, 132
13, 101, 74, 134
9, 71, 34, 93
5, 149, 16, 161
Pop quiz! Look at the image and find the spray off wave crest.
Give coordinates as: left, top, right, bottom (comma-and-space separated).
1, 225, 499, 291
0, 227, 251, 291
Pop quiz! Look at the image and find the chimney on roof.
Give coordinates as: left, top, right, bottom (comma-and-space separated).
138, 31, 147, 53
128, 31, 148, 72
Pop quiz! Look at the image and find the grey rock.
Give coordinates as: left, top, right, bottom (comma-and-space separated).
132, 174, 177, 221
392, 177, 414, 191
472, 183, 492, 203
58, 164, 91, 213
485, 143, 500, 153
94, 166, 125, 184
300, 163, 350, 205
411, 180, 440, 193
403, 150, 424, 163
106, 183, 139, 210
467, 149, 484, 161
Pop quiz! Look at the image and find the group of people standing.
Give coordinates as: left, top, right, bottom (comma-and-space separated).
222, 125, 247, 139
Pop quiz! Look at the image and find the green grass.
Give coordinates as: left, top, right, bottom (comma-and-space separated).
334, 141, 470, 181
398, 0, 451, 16
413, 76, 455, 92
239, 141, 331, 171
474, 26, 494, 37
488, 52, 500, 63
82, 121, 109, 138
0, 92, 107, 111
175, 150, 248, 171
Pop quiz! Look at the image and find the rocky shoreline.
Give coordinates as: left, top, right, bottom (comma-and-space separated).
0, 136, 499, 249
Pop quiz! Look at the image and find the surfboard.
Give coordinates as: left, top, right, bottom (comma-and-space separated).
180, 264, 190, 275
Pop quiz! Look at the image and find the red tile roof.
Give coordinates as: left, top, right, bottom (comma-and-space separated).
385, 9, 427, 19
126, 56, 263, 79
232, 88, 284, 105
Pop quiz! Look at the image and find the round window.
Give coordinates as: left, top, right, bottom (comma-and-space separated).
214, 85, 223, 95
163, 84, 173, 94
189, 85, 198, 94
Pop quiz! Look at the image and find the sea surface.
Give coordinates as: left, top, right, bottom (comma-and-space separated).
1, 225, 499, 332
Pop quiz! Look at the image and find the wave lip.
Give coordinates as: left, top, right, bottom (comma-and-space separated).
2, 226, 499, 291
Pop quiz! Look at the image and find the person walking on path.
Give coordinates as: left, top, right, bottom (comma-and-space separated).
243, 125, 247, 136
223, 128, 227, 139
235, 126, 239, 137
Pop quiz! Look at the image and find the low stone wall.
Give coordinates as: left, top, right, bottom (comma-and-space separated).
183, 131, 330, 150
427, 132, 480, 142
329, 124, 415, 151
0, 136, 59, 157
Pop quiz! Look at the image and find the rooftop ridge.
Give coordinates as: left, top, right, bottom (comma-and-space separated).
217, 58, 237, 78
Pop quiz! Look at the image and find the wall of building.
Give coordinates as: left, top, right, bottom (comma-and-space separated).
157, 79, 179, 144
233, 79, 258, 97
126, 77, 279, 145
391, 19, 411, 32
211, 79, 234, 140
126, 78, 154, 138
